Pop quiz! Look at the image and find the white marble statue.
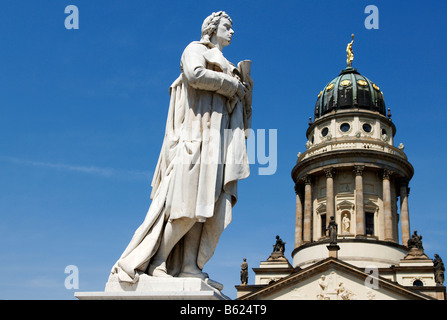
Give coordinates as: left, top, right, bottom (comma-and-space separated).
342, 213, 350, 234
110, 11, 253, 285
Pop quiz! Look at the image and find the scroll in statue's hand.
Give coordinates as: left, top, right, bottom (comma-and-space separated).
226, 81, 248, 115
236, 81, 248, 100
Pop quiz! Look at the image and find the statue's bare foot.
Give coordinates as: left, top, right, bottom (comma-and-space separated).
178, 266, 223, 291
148, 263, 172, 278
177, 266, 209, 280
177, 270, 209, 280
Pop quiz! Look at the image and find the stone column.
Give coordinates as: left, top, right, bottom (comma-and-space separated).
303, 175, 312, 243
383, 169, 393, 241
400, 181, 410, 246
354, 165, 365, 236
324, 168, 335, 229
294, 183, 303, 247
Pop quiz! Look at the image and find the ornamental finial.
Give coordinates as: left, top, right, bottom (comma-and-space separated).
346, 34, 354, 67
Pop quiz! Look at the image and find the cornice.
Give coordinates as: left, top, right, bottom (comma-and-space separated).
292, 148, 414, 183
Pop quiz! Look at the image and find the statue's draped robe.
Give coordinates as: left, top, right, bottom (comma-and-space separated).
111, 41, 252, 282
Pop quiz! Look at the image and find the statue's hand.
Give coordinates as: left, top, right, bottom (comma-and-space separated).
236, 81, 248, 100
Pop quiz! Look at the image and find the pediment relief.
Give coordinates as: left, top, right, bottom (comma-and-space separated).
267, 268, 367, 300
238, 259, 433, 301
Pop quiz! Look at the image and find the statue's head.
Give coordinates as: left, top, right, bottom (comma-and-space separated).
201, 11, 233, 48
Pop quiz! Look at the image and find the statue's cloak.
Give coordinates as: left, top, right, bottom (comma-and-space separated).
111, 41, 252, 282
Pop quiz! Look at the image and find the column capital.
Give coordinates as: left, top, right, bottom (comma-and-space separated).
294, 182, 302, 196
353, 165, 365, 176
400, 177, 409, 185
303, 175, 312, 185
382, 169, 393, 180
399, 181, 410, 195
399, 178, 410, 188
324, 168, 335, 178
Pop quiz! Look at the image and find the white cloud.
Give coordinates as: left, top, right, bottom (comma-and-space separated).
0, 156, 151, 180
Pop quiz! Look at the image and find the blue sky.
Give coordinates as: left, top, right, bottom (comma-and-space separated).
1, 0, 446, 300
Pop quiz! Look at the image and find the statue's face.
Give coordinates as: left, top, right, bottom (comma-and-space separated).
215, 17, 234, 48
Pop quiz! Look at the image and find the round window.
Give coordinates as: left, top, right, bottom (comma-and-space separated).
382, 128, 387, 135
362, 123, 372, 133
340, 123, 351, 133
321, 127, 329, 137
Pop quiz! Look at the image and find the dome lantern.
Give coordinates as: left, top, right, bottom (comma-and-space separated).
314, 34, 386, 119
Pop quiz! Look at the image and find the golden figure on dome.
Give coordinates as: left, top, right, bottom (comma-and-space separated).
346, 34, 354, 67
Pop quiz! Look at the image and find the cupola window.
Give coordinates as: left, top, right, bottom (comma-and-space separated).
362, 123, 372, 133
322, 127, 329, 137
340, 123, 351, 133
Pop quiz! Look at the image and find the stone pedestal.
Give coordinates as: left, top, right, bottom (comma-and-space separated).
327, 244, 340, 259
75, 273, 230, 300
252, 252, 294, 287
403, 247, 429, 260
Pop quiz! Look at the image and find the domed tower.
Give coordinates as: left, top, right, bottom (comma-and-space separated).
236, 36, 444, 300
291, 35, 414, 269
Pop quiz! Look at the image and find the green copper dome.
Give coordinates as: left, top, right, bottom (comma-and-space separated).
314, 67, 386, 119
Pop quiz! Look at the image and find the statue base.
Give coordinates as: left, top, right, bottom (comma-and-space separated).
403, 247, 430, 260
75, 273, 230, 300
327, 244, 340, 259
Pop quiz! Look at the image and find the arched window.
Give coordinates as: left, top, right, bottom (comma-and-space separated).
412, 280, 423, 287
